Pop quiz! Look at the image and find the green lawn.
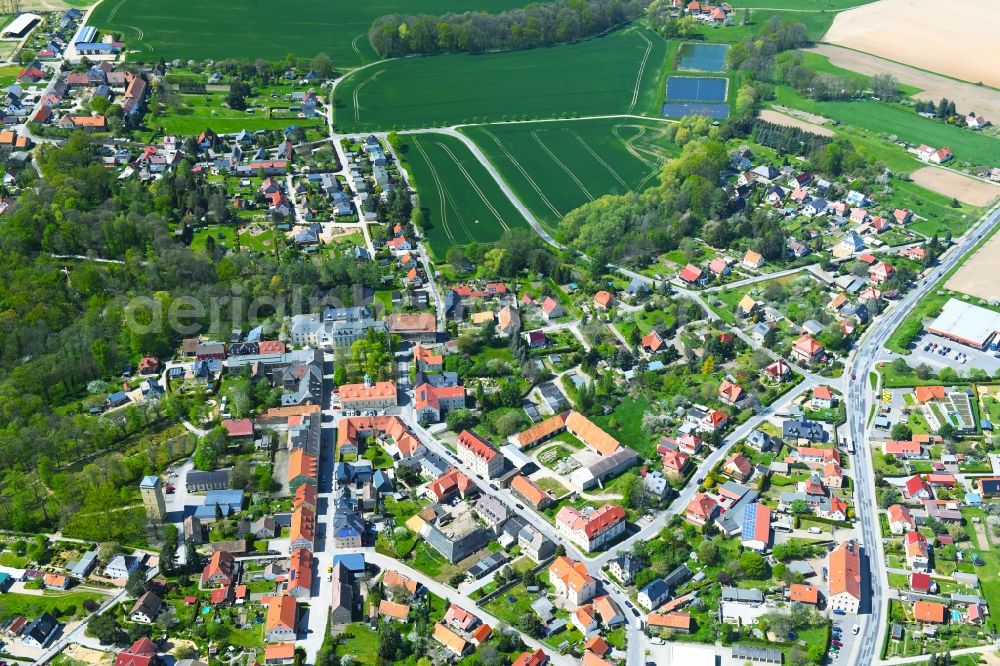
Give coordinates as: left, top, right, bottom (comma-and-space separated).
88, 0, 529, 66
334, 26, 668, 131
0, 590, 105, 622
462, 117, 680, 228
534, 476, 570, 497
0, 552, 28, 568
962, 507, 1000, 632
397, 133, 530, 256
147, 91, 323, 135
483, 582, 543, 626
335, 625, 379, 665
772, 86, 1000, 168
592, 396, 657, 459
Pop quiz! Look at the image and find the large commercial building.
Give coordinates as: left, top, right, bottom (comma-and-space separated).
927, 298, 1000, 350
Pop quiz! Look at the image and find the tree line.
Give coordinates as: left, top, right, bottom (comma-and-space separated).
368, 0, 648, 57
751, 118, 830, 156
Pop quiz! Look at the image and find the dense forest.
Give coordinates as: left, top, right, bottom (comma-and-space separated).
368, 0, 647, 57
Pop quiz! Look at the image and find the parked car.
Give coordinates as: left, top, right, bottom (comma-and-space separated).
833, 609, 846, 616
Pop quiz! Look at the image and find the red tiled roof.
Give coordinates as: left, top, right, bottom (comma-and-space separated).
556, 503, 625, 538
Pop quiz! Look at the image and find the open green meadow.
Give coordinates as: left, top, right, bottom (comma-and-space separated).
334, 26, 668, 132
730, 0, 875, 8
462, 117, 679, 227
693, 8, 840, 43
399, 133, 530, 255
773, 87, 1000, 168
148, 92, 324, 135
88, 0, 527, 66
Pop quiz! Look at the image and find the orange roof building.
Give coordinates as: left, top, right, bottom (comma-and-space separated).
510, 474, 551, 508
338, 381, 397, 409
512, 649, 548, 666
555, 503, 626, 552
378, 600, 411, 621
515, 412, 569, 449
913, 600, 947, 624
383, 570, 420, 596
264, 643, 296, 663
828, 540, 862, 613
287, 448, 318, 490
915, 385, 946, 403
286, 548, 313, 599
428, 468, 474, 502
337, 415, 423, 458
790, 583, 820, 605
566, 410, 621, 456
549, 556, 596, 606
646, 611, 692, 632
264, 595, 298, 642
433, 622, 469, 656
593, 291, 614, 310
289, 506, 316, 550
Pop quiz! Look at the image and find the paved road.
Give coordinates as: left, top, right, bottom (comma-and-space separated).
845, 200, 1000, 666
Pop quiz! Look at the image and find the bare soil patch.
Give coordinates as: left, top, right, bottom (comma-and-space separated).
63, 644, 113, 665
945, 225, 1000, 301
823, 0, 1000, 88
760, 109, 835, 137
808, 44, 1000, 122
910, 166, 1000, 207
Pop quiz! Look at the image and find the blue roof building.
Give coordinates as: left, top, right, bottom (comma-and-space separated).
331, 553, 365, 574
194, 489, 244, 520
69, 550, 97, 579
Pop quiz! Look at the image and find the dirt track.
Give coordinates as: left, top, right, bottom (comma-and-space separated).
910, 166, 1000, 207
808, 44, 1000, 122
823, 0, 1000, 88
759, 109, 834, 137
946, 224, 1000, 300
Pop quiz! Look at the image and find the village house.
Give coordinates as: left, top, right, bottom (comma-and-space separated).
549, 556, 596, 606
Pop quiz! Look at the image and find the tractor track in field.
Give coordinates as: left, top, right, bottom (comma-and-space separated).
629, 29, 653, 114
572, 130, 628, 189
477, 127, 563, 220
531, 130, 594, 201
437, 141, 512, 234
351, 69, 383, 124
411, 137, 458, 246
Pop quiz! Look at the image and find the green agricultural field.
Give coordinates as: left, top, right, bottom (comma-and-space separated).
773, 87, 1000, 168
88, 0, 529, 66
462, 117, 679, 228
398, 132, 530, 256
334, 26, 668, 132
